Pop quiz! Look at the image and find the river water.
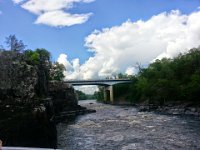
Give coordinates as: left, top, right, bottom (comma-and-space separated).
57, 100, 200, 150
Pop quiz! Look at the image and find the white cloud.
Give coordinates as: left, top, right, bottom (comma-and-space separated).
21, 0, 73, 15
125, 67, 138, 76
12, 0, 25, 4
13, 0, 94, 27
58, 9, 200, 81
57, 54, 82, 80
82, 0, 95, 3
35, 10, 92, 27
74, 85, 98, 95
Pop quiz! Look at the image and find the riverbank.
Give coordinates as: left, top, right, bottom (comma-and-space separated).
57, 100, 200, 150
138, 102, 200, 118
100, 99, 200, 118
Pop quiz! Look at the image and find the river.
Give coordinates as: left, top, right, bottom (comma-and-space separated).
57, 100, 200, 150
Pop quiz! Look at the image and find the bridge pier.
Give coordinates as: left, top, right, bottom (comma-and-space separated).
109, 85, 114, 103
103, 87, 107, 102
103, 85, 114, 104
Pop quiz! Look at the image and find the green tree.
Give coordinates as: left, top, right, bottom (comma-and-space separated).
34, 48, 51, 97
50, 62, 66, 81
24, 50, 40, 65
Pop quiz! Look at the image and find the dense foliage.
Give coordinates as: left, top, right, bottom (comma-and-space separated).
101, 48, 200, 105
76, 90, 96, 100
94, 86, 105, 102
50, 62, 66, 81
0, 35, 66, 99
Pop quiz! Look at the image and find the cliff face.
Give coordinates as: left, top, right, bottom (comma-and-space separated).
0, 51, 37, 102
0, 51, 78, 148
49, 81, 78, 114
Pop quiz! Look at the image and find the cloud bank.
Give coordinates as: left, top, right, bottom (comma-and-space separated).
12, 0, 94, 27
58, 9, 200, 80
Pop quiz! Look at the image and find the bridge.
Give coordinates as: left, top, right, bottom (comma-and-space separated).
65, 79, 132, 103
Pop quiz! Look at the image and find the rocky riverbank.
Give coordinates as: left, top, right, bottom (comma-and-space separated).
138, 102, 200, 117
0, 80, 85, 148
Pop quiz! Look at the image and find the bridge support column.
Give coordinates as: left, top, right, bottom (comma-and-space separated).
103, 86, 114, 103
103, 87, 107, 101
109, 85, 114, 104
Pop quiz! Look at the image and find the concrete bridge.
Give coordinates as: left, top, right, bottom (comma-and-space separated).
65, 79, 132, 103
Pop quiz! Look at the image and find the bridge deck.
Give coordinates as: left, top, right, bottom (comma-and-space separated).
65, 79, 132, 86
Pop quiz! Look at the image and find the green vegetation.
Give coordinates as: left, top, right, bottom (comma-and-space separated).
99, 48, 200, 105
1, 35, 66, 97
76, 90, 96, 100
50, 62, 66, 81
130, 48, 200, 105
94, 86, 104, 102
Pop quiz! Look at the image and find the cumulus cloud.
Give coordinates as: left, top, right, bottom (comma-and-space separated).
13, 0, 94, 27
59, 9, 200, 81
12, 0, 25, 4
74, 85, 98, 95
125, 67, 138, 76
35, 10, 92, 27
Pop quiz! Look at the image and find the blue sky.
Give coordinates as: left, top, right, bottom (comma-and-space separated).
0, 0, 200, 81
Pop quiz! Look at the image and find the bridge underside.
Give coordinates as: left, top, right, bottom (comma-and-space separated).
73, 84, 114, 103
65, 80, 132, 104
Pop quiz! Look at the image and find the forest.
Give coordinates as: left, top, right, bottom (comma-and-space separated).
97, 47, 200, 106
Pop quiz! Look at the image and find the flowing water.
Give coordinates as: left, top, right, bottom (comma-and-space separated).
57, 100, 200, 150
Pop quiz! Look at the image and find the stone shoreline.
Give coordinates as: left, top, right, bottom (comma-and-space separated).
138, 103, 200, 117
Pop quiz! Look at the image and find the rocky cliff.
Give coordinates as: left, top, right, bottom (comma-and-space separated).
0, 50, 79, 148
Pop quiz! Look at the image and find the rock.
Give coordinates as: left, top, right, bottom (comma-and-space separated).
139, 105, 150, 112
138, 101, 200, 117
0, 101, 57, 148
49, 81, 78, 114
0, 51, 57, 148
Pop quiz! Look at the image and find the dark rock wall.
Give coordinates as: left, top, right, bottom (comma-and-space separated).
0, 51, 37, 102
0, 102, 57, 148
49, 81, 78, 114
0, 51, 78, 148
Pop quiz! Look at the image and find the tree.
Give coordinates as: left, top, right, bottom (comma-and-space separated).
34, 48, 51, 97
24, 50, 40, 65
50, 62, 66, 81
5, 35, 26, 51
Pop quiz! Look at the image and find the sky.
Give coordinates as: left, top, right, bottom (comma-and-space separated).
1, 0, 200, 94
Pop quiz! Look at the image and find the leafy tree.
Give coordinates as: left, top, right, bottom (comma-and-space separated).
106, 48, 200, 105
95, 86, 105, 101
5, 35, 26, 51
117, 73, 130, 79
24, 50, 40, 65
76, 90, 87, 100
50, 62, 66, 81
34, 48, 51, 97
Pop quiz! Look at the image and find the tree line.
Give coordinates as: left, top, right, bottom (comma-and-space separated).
97, 47, 200, 105
1, 35, 66, 81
